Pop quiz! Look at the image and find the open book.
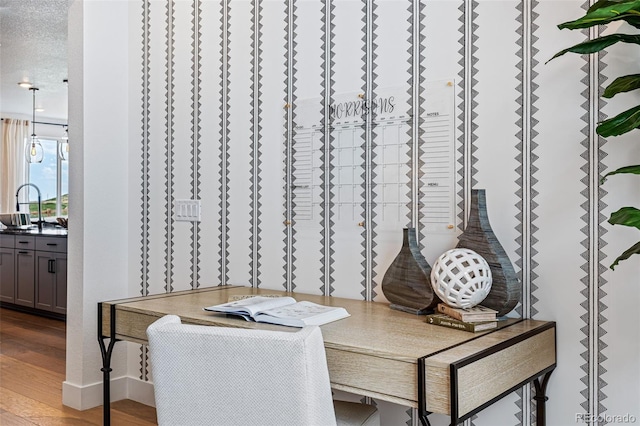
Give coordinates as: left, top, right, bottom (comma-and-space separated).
204, 296, 350, 328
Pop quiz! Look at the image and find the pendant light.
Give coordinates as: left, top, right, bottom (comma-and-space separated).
58, 126, 69, 161
25, 87, 44, 163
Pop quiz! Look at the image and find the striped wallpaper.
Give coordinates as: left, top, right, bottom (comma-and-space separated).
125, 1, 639, 424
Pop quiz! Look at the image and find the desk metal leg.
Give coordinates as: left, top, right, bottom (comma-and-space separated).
417, 356, 433, 426
417, 355, 449, 426
533, 369, 554, 426
418, 410, 432, 426
98, 303, 118, 426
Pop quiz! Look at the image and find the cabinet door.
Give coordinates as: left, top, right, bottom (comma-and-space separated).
53, 254, 67, 314
36, 252, 54, 311
0, 248, 15, 303
15, 250, 35, 307
35, 252, 67, 314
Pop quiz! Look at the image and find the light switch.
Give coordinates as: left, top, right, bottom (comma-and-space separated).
175, 199, 201, 222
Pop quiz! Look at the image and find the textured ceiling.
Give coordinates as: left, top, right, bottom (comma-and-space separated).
0, 0, 69, 121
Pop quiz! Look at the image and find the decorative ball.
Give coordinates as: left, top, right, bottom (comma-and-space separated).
430, 248, 492, 309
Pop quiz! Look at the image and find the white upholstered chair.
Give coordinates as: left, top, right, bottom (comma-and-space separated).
146, 315, 379, 426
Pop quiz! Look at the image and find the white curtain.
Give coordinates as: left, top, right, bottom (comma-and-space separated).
1, 119, 29, 213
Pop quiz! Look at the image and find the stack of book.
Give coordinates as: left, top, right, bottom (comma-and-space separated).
425, 303, 498, 332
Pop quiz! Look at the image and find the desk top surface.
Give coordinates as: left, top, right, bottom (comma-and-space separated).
102, 285, 551, 363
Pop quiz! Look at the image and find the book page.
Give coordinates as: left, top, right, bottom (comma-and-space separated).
204, 296, 296, 317
254, 301, 350, 327
259, 301, 338, 320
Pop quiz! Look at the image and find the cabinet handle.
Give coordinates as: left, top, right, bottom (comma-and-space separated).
48, 259, 56, 274
18, 251, 29, 254
18, 241, 29, 244
46, 243, 57, 246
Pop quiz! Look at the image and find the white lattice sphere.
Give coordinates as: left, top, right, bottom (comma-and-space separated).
430, 248, 493, 309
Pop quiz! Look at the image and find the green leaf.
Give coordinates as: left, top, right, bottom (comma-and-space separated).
558, 1, 640, 29
609, 240, 640, 269
601, 164, 640, 183
608, 206, 640, 230
596, 104, 640, 136
603, 74, 640, 98
588, 0, 624, 13
587, 0, 640, 23
560, 14, 640, 30
548, 34, 640, 63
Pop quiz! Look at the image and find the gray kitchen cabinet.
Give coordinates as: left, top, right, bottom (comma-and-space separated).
0, 234, 15, 302
0, 235, 16, 303
35, 237, 67, 314
0, 247, 15, 303
0, 232, 67, 316
15, 248, 35, 307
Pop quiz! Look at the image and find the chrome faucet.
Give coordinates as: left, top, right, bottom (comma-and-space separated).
16, 183, 43, 232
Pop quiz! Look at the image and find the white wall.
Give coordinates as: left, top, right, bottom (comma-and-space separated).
63, 0, 131, 410
65, 1, 640, 425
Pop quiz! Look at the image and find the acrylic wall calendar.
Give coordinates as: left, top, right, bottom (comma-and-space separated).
292, 82, 455, 233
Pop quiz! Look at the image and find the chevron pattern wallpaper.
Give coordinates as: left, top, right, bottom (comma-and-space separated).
125, 1, 639, 425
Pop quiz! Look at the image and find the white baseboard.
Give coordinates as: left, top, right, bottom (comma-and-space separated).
127, 376, 156, 407
62, 376, 128, 410
62, 376, 155, 410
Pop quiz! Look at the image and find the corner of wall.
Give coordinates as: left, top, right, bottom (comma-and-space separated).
126, 377, 156, 408
62, 377, 128, 411
61, 375, 155, 411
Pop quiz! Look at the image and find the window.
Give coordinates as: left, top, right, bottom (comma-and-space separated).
28, 139, 68, 218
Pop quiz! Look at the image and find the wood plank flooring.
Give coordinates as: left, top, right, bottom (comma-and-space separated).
0, 308, 157, 425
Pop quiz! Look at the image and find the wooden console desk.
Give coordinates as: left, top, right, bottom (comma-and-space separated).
98, 285, 555, 426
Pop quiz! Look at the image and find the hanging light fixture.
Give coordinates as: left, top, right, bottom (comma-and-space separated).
58, 126, 69, 161
25, 87, 44, 163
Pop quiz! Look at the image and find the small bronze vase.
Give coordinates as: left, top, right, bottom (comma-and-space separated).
381, 228, 440, 314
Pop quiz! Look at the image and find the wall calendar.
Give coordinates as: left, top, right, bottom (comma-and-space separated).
293, 80, 455, 234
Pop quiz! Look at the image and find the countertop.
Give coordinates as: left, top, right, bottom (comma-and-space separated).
0, 227, 68, 237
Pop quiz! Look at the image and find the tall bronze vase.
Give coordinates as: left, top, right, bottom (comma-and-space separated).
456, 189, 520, 316
381, 228, 440, 314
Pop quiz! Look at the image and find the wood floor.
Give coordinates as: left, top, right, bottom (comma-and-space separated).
0, 308, 157, 425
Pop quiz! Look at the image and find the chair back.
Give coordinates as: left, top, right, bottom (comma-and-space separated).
146, 315, 337, 426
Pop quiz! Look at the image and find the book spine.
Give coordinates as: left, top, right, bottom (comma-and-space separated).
426, 315, 478, 332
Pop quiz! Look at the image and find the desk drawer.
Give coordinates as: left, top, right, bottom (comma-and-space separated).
325, 348, 417, 407
423, 322, 556, 419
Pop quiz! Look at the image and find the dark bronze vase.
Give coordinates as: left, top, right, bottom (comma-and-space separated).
456, 189, 520, 316
381, 228, 440, 314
